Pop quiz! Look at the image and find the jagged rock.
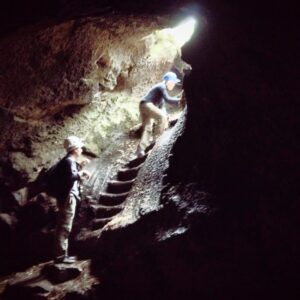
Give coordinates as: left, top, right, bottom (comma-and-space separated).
0, 1, 298, 299
0, 14, 188, 183
3, 279, 52, 300
42, 264, 82, 284
1, 260, 98, 299
0, 213, 17, 233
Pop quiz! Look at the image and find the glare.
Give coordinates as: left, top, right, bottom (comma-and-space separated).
170, 17, 197, 47
142, 16, 197, 61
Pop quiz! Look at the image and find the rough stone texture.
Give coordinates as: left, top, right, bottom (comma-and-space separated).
0, 14, 188, 183
1, 260, 98, 300
0, 16, 160, 119
84, 2, 299, 300
0, 9, 187, 284
0, 1, 299, 300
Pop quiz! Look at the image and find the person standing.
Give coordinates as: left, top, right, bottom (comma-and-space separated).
52, 136, 90, 264
136, 72, 183, 157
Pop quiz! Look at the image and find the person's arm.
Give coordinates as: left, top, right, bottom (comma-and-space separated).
160, 85, 181, 105
65, 157, 91, 180
78, 157, 90, 169
65, 158, 81, 181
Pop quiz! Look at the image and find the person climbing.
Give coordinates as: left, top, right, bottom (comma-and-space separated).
136, 71, 183, 157
51, 136, 91, 264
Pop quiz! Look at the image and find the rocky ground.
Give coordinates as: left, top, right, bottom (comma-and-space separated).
0, 260, 99, 300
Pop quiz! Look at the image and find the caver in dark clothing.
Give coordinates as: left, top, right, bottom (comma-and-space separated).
141, 82, 180, 109
11, 135, 89, 264
137, 78, 182, 156
51, 135, 90, 263
52, 154, 83, 261
46, 155, 82, 204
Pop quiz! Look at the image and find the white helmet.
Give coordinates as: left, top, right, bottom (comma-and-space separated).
63, 136, 84, 153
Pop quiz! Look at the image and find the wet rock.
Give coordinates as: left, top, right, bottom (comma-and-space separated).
42, 264, 82, 284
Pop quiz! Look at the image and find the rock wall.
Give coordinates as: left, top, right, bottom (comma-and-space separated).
86, 1, 299, 299
0, 14, 188, 183
0, 0, 299, 299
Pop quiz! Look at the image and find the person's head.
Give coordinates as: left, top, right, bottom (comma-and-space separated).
163, 72, 180, 91
63, 136, 84, 157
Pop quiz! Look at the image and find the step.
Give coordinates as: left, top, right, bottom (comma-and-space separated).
169, 118, 178, 127
126, 154, 147, 168
106, 179, 135, 193
117, 165, 141, 181
145, 142, 155, 153
99, 191, 129, 206
88, 204, 123, 218
91, 217, 113, 230
85, 195, 99, 205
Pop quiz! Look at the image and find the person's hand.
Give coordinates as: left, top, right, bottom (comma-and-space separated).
79, 170, 91, 180
80, 158, 90, 167
177, 90, 184, 99
83, 170, 91, 180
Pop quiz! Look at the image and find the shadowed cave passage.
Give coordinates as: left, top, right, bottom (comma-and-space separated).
0, 1, 299, 300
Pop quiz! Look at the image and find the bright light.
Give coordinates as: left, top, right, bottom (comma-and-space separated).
169, 17, 197, 47
142, 16, 197, 61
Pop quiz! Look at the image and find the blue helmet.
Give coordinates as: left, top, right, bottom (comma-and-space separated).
163, 72, 181, 83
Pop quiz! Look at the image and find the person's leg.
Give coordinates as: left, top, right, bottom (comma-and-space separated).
145, 103, 168, 138
54, 194, 77, 262
137, 102, 154, 154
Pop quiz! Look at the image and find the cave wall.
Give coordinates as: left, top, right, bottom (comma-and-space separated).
0, 14, 188, 184
87, 1, 300, 299
167, 3, 300, 294
0, 0, 299, 299
0, 7, 190, 279
0, 15, 181, 120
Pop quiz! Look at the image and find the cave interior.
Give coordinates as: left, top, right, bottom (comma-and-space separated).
0, 0, 299, 299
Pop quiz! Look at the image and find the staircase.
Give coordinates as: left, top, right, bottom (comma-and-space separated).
86, 145, 153, 231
